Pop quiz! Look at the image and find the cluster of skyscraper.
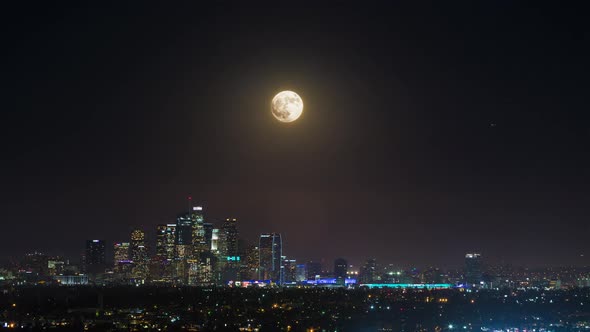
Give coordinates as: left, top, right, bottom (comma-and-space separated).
83, 204, 292, 286
44, 200, 488, 288
83, 212, 487, 288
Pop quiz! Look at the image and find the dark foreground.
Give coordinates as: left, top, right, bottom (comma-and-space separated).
2, 286, 590, 331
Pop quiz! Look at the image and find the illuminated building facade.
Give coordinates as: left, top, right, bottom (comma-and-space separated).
210, 228, 223, 283
47, 256, 65, 276
54, 275, 88, 286
130, 229, 148, 280
164, 223, 176, 260
191, 206, 207, 257
244, 245, 259, 280
259, 233, 282, 282
175, 213, 192, 259
113, 242, 129, 263
360, 283, 453, 289
282, 257, 297, 284
113, 242, 131, 277
211, 228, 220, 253
149, 224, 175, 282
214, 218, 239, 284
172, 205, 213, 285
222, 218, 239, 257
130, 230, 145, 261
296, 264, 307, 282
203, 222, 213, 250
465, 253, 483, 286
155, 224, 167, 259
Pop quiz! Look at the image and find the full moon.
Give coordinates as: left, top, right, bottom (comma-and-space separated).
271, 90, 303, 123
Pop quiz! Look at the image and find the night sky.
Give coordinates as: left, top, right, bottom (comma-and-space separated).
2, 2, 589, 268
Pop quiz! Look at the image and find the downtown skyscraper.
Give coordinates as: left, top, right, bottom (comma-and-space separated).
465, 253, 483, 287
84, 240, 105, 275
191, 206, 207, 258
113, 242, 131, 276
155, 224, 167, 260
259, 233, 282, 282
175, 213, 192, 260
130, 229, 148, 280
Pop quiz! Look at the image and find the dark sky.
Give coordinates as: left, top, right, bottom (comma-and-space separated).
2, 2, 589, 268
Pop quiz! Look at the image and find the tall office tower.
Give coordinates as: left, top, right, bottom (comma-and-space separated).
295, 264, 307, 282
156, 224, 176, 282
130, 229, 149, 279
203, 222, 214, 250
258, 233, 282, 282
191, 251, 217, 286
164, 224, 176, 260
113, 242, 130, 263
237, 242, 251, 281
211, 228, 220, 254
334, 258, 348, 280
465, 253, 483, 286
130, 230, 145, 261
113, 242, 130, 274
282, 257, 297, 284
245, 245, 260, 280
222, 218, 239, 257
212, 218, 240, 284
216, 228, 228, 257
359, 258, 377, 284
306, 261, 322, 280
175, 213, 193, 259
85, 240, 106, 274
210, 228, 223, 283
191, 206, 208, 257
155, 224, 167, 259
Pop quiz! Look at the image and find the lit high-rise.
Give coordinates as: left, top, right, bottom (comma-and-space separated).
113, 242, 129, 263
130, 230, 146, 261
113, 242, 131, 275
175, 213, 193, 259
155, 224, 167, 259
282, 257, 297, 284
191, 206, 207, 257
244, 244, 259, 280
259, 233, 282, 282
465, 253, 483, 286
203, 222, 213, 251
222, 218, 239, 257
295, 264, 307, 282
130, 229, 148, 280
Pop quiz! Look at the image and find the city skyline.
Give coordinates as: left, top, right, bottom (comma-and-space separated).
3, 198, 587, 271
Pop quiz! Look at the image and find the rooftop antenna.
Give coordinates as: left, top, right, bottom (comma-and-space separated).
187, 195, 192, 215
